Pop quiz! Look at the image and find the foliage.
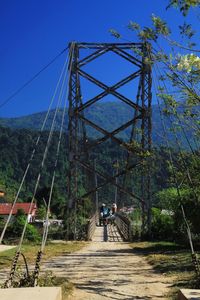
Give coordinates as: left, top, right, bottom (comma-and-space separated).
154, 187, 182, 211
177, 53, 200, 72
64, 197, 93, 240
6, 209, 40, 242
154, 184, 200, 242
36, 205, 47, 219
129, 208, 142, 239
0, 126, 68, 209
151, 208, 174, 240
38, 271, 74, 299
108, 2, 200, 246
167, 0, 200, 16
0, 103, 197, 150
109, 0, 200, 126
0, 110, 199, 242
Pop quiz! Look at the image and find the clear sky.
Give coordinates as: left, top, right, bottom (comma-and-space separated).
0, 0, 197, 117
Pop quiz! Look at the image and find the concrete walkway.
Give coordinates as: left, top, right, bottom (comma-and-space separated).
1, 287, 62, 300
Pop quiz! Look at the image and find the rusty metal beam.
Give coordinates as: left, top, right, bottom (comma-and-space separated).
67, 42, 152, 236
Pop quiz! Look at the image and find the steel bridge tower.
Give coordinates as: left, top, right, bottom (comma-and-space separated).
67, 42, 152, 235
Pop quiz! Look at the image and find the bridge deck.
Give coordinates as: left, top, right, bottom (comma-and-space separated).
92, 224, 122, 242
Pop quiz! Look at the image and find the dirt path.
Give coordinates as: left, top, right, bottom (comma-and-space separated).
0, 245, 16, 253
44, 225, 173, 299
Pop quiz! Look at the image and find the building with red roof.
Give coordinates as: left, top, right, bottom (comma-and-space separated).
0, 203, 37, 223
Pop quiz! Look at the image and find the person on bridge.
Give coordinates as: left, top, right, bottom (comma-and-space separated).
112, 203, 117, 214
99, 203, 110, 226
110, 203, 117, 224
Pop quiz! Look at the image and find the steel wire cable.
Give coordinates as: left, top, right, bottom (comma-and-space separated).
4, 50, 70, 288
32, 47, 74, 287
17, 60, 69, 252
155, 65, 200, 154
0, 52, 70, 244
152, 59, 195, 255
41, 44, 74, 251
153, 60, 199, 196
153, 59, 199, 192
0, 47, 68, 110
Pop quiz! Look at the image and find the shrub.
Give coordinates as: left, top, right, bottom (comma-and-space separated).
151, 207, 174, 240
6, 209, 40, 242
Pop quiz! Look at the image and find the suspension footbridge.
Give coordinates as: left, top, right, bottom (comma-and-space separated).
0, 42, 199, 300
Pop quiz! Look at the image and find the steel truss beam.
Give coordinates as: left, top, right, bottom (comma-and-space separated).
67, 42, 152, 234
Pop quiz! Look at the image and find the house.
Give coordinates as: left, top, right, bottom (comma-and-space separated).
0, 203, 37, 223
119, 206, 134, 214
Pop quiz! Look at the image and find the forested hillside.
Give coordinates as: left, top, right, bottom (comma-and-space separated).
0, 102, 195, 148
0, 110, 199, 240
0, 124, 170, 204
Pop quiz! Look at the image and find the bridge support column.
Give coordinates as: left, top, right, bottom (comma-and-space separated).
66, 42, 152, 239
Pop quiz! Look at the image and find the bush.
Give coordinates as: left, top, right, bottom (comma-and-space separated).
6, 209, 40, 242
154, 187, 200, 243
151, 207, 174, 240
25, 223, 41, 242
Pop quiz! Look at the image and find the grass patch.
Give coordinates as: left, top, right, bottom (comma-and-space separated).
130, 241, 200, 299
0, 241, 86, 298
38, 271, 74, 300
0, 241, 86, 269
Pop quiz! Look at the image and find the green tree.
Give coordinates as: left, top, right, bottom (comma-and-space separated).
7, 209, 40, 242
36, 206, 47, 219
151, 207, 174, 240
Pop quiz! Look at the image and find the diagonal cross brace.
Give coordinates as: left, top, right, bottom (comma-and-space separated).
75, 158, 145, 205
78, 47, 110, 67
77, 68, 143, 111
111, 47, 142, 67
81, 114, 143, 151
77, 114, 143, 153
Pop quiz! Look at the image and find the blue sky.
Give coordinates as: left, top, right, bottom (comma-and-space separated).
0, 0, 197, 117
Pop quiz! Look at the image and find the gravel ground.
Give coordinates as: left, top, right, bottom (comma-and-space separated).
43, 225, 173, 299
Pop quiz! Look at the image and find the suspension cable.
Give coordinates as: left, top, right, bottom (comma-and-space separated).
152, 70, 196, 253
41, 45, 74, 251
32, 50, 73, 286
3, 51, 70, 288
0, 52, 70, 244
18, 69, 66, 251
0, 47, 68, 110
151, 52, 200, 276
153, 61, 199, 196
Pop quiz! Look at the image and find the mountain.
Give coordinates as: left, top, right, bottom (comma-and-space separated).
0, 102, 135, 131
0, 102, 195, 148
0, 102, 158, 137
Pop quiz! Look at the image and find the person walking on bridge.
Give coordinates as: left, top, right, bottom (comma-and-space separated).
99, 203, 110, 226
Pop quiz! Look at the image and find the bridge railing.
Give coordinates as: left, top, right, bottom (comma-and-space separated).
87, 211, 98, 241
115, 213, 132, 241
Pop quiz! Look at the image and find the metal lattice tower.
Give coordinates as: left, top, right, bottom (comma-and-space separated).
67, 42, 152, 234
